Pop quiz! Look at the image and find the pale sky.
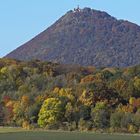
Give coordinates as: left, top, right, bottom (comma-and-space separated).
0, 0, 140, 57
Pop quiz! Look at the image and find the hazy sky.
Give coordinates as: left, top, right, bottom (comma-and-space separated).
0, 0, 140, 57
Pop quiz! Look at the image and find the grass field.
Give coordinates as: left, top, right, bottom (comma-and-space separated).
0, 128, 140, 140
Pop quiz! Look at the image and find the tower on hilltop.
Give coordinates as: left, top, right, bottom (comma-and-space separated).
73, 5, 81, 12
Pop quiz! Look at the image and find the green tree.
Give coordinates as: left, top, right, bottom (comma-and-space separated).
91, 101, 109, 128
110, 112, 124, 128
38, 98, 64, 127
65, 102, 74, 122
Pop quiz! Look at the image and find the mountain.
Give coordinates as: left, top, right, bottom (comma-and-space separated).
5, 7, 140, 67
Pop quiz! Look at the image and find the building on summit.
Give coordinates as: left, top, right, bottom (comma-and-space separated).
73, 5, 81, 12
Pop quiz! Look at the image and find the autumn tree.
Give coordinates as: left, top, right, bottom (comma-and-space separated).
38, 98, 65, 127
91, 101, 109, 128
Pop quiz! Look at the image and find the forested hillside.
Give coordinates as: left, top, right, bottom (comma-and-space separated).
6, 8, 140, 67
0, 58, 140, 133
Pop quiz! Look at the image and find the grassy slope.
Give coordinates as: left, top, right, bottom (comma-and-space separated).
0, 128, 140, 140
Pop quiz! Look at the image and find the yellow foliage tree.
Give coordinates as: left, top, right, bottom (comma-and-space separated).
38, 98, 64, 127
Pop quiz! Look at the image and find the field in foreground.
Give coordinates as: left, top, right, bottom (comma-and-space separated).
0, 128, 140, 140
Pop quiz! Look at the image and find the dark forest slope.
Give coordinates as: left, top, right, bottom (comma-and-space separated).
6, 8, 140, 67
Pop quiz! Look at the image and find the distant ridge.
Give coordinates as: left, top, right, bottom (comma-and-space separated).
5, 7, 140, 67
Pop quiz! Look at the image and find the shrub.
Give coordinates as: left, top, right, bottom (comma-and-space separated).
78, 118, 92, 131
67, 121, 77, 131
22, 121, 30, 130
120, 113, 133, 128
128, 125, 138, 133
132, 113, 140, 129
110, 112, 124, 128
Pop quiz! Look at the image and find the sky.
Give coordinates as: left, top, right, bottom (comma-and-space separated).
0, 0, 140, 58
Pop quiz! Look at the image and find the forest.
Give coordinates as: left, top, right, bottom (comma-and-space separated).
0, 58, 140, 133
6, 8, 140, 68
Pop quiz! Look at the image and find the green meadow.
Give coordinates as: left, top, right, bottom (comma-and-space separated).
0, 128, 140, 140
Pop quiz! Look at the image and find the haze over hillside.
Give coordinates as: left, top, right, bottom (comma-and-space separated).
5, 7, 140, 67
